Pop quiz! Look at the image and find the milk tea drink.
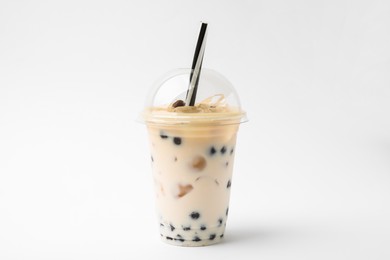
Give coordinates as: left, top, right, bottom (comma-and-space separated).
146, 111, 239, 246
142, 69, 246, 246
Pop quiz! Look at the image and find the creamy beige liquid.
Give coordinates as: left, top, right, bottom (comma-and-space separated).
146, 113, 240, 246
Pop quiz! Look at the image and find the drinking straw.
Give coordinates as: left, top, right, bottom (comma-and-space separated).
185, 22, 208, 106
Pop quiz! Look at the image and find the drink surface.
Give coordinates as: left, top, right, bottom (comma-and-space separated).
142, 94, 245, 126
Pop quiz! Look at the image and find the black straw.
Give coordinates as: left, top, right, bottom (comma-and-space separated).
186, 22, 208, 106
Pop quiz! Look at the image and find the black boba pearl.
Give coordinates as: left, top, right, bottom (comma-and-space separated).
192, 236, 201, 242
230, 148, 234, 155
182, 226, 191, 231
190, 211, 200, 220
209, 146, 217, 156
160, 223, 164, 227
227, 180, 231, 188
221, 146, 227, 154
220, 234, 224, 238
218, 218, 223, 226
173, 137, 182, 145
170, 224, 175, 231
175, 235, 185, 242
166, 236, 173, 240
200, 225, 207, 231
226, 207, 229, 216
172, 99, 185, 108
209, 234, 216, 240
160, 132, 168, 139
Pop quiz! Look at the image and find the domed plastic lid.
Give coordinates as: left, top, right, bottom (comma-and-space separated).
141, 68, 247, 126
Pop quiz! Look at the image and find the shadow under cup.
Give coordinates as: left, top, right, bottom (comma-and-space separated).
147, 122, 240, 246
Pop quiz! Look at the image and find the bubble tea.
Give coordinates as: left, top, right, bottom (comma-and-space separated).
141, 68, 246, 246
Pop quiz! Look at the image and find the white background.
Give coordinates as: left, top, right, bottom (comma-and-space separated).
1, 0, 390, 259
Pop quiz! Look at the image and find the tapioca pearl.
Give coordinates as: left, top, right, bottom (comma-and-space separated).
192, 236, 201, 242
160, 223, 164, 227
200, 225, 207, 231
220, 146, 227, 154
226, 207, 229, 216
175, 234, 185, 242
225, 161, 229, 167
190, 155, 206, 171
209, 146, 217, 156
209, 234, 216, 240
160, 132, 168, 139
227, 180, 231, 188
230, 148, 234, 155
166, 236, 173, 240
182, 225, 191, 231
190, 211, 200, 220
218, 218, 223, 227
171, 99, 185, 108
220, 234, 224, 238
173, 137, 182, 145
169, 224, 175, 231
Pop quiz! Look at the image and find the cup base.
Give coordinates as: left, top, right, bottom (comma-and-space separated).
160, 234, 224, 247
158, 223, 226, 247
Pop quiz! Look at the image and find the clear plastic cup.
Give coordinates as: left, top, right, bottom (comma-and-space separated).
140, 68, 246, 246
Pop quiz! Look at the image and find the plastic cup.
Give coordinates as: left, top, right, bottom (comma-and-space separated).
140, 68, 246, 246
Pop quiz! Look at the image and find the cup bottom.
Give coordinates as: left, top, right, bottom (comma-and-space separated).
160, 234, 223, 247
159, 224, 226, 247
